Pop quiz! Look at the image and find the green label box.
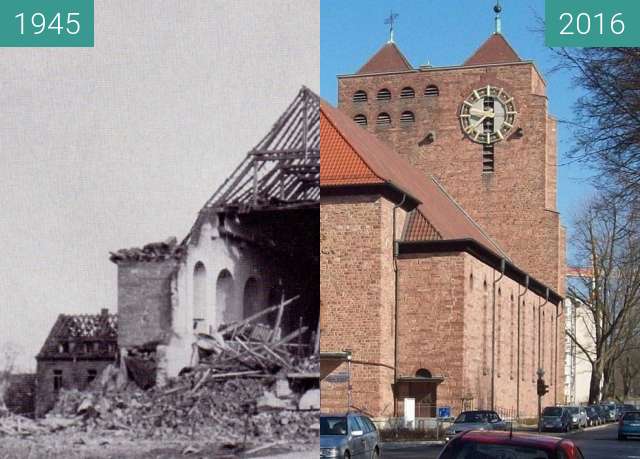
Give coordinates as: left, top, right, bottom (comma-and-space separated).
546, 0, 640, 47
0, 0, 93, 47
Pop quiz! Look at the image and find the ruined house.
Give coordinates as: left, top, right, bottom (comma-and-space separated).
35, 309, 118, 417
110, 87, 320, 381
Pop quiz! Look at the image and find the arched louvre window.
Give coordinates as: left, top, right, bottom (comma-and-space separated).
376, 112, 391, 126
352, 90, 368, 102
377, 88, 392, 100
400, 111, 415, 124
353, 114, 367, 127
424, 85, 439, 97
400, 87, 415, 99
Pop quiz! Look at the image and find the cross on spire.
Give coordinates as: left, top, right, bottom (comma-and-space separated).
385, 10, 399, 43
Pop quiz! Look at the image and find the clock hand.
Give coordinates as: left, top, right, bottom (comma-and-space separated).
470, 108, 496, 119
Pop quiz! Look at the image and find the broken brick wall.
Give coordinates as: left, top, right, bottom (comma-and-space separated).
35, 359, 113, 417
4, 373, 36, 417
117, 260, 178, 348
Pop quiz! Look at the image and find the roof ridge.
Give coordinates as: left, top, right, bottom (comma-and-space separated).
429, 176, 510, 260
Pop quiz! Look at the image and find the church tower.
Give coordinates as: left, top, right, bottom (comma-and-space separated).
336, 4, 565, 294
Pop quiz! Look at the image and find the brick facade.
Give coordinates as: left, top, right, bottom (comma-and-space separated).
337, 61, 565, 296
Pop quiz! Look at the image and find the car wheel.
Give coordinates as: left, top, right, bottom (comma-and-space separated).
344, 451, 351, 459
371, 446, 380, 459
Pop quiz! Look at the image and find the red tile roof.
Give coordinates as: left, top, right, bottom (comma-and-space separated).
403, 211, 441, 241
320, 100, 509, 259
357, 42, 413, 74
464, 33, 521, 66
320, 110, 383, 186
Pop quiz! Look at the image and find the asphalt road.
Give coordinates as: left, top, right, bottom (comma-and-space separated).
380, 423, 640, 459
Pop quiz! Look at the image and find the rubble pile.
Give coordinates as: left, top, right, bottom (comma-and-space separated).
1, 295, 320, 449
109, 236, 185, 262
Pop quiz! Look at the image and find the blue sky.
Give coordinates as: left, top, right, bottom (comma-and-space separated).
320, 0, 595, 236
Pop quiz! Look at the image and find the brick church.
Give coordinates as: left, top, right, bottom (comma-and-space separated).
320, 7, 565, 421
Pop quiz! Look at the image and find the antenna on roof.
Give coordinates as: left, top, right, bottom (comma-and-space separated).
385, 10, 399, 43
494, 0, 502, 34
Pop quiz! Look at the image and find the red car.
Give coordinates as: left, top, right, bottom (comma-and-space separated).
437, 430, 585, 459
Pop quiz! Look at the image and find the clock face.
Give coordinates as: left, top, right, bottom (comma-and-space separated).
459, 85, 517, 144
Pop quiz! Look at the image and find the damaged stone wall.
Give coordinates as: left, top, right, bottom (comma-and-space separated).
117, 260, 177, 348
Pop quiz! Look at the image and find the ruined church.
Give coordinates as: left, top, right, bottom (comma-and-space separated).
110, 88, 320, 381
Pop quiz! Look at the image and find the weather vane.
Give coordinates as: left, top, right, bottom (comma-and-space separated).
385, 10, 399, 43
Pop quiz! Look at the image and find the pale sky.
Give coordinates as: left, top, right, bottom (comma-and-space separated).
0, 0, 319, 371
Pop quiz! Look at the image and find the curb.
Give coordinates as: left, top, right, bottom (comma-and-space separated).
381, 440, 446, 447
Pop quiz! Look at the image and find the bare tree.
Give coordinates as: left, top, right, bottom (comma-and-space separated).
552, 48, 640, 199
0, 342, 19, 412
567, 194, 640, 404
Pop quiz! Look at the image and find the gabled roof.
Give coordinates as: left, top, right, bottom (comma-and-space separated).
38, 310, 118, 359
357, 42, 413, 75
464, 33, 521, 66
319, 100, 508, 259
202, 87, 319, 213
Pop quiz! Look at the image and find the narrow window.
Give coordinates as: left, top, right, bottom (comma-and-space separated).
424, 85, 439, 97
87, 369, 97, 384
376, 88, 391, 100
193, 261, 207, 321
353, 114, 367, 127
400, 87, 415, 99
53, 370, 63, 391
352, 90, 367, 102
376, 113, 391, 126
400, 111, 415, 125
483, 145, 494, 172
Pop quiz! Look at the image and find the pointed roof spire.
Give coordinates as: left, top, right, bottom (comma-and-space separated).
463, 33, 520, 66
494, 1, 502, 34
385, 10, 399, 43
356, 42, 413, 74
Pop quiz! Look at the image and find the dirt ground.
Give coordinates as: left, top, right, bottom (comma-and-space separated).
0, 433, 319, 458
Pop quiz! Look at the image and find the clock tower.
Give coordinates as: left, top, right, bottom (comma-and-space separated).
336, 6, 565, 294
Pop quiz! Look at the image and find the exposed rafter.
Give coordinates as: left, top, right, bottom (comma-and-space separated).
203, 87, 320, 213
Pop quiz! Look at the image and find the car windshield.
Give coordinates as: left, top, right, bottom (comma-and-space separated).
567, 407, 579, 414
455, 412, 499, 424
543, 407, 562, 416
320, 417, 347, 436
442, 441, 550, 459
602, 405, 615, 412
623, 412, 640, 421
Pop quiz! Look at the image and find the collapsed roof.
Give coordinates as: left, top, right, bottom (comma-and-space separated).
202, 87, 320, 214
37, 310, 118, 359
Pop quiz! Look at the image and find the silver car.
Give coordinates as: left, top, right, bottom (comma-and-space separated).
445, 410, 507, 441
320, 413, 380, 459
566, 406, 588, 429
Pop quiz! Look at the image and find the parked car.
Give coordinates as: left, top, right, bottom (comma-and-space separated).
566, 406, 588, 429
540, 406, 572, 432
585, 406, 601, 426
618, 410, 640, 441
593, 405, 608, 424
437, 430, 586, 459
599, 404, 617, 422
320, 413, 380, 459
618, 404, 637, 420
444, 410, 507, 441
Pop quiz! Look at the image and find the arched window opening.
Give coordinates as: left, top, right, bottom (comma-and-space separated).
377, 88, 392, 100
400, 111, 415, 125
193, 262, 207, 321
216, 269, 234, 323
424, 85, 440, 97
376, 112, 391, 126
416, 368, 432, 379
400, 87, 415, 99
353, 114, 367, 127
352, 90, 368, 102
243, 277, 261, 320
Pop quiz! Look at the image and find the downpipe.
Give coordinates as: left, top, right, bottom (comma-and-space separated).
392, 193, 406, 417
516, 275, 529, 421
491, 258, 506, 411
